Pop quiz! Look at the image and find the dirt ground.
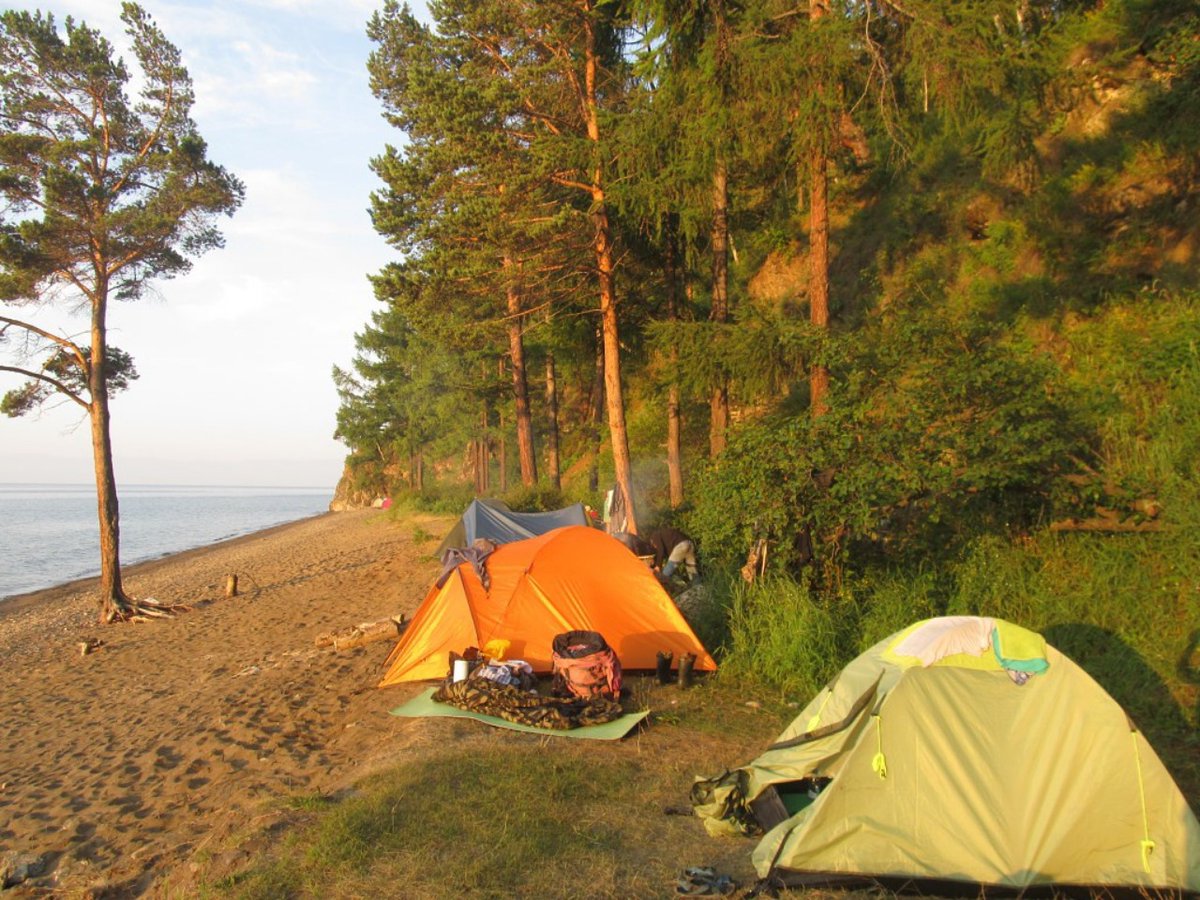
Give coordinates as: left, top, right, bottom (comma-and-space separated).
0, 509, 457, 896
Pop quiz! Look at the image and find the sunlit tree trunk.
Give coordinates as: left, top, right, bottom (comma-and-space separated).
498, 403, 508, 494
587, 326, 604, 494
664, 216, 685, 508
809, 1, 831, 418
583, 5, 637, 532
476, 394, 490, 495
709, 156, 730, 456
90, 283, 127, 623
504, 255, 537, 485
545, 353, 561, 490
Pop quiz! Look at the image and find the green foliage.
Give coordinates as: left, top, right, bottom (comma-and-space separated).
687, 299, 1082, 574
0, 7, 243, 303
1, 345, 138, 416
390, 483, 478, 516
499, 483, 573, 513
341, 2, 1200, 770
716, 576, 851, 699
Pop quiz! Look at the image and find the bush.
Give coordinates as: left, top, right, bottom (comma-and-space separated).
499, 483, 574, 512
687, 303, 1083, 577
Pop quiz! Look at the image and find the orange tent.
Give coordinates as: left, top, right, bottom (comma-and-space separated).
379, 525, 716, 686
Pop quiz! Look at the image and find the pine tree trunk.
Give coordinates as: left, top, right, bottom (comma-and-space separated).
709, 155, 730, 456
809, 1, 831, 418
89, 285, 128, 623
583, 5, 636, 533
664, 216, 685, 509
588, 325, 604, 494
475, 390, 490, 495
545, 353, 561, 490
499, 406, 508, 494
504, 258, 538, 486
809, 141, 830, 417
92, 374, 126, 622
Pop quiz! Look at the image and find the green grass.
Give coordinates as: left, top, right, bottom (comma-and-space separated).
715, 577, 851, 701
210, 695, 784, 900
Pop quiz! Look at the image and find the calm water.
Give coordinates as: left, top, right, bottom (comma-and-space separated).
0, 483, 331, 600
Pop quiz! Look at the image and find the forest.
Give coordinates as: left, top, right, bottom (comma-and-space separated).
335, 0, 1199, 729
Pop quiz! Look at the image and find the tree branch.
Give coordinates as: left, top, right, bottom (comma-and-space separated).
0, 315, 90, 374
0, 364, 89, 409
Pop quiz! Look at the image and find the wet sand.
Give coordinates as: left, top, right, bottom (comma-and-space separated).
0, 508, 451, 896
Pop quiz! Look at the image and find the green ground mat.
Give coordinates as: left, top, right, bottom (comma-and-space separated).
390, 687, 650, 740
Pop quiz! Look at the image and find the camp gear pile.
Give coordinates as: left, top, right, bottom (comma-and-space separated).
689, 616, 1200, 895
432, 638, 623, 729
432, 677, 622, 729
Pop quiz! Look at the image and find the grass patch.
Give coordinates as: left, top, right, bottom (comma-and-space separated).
215, 707, 777, 900
716, 576, 851, 700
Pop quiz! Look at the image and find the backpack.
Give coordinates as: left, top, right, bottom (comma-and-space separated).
550, 630, 622, 700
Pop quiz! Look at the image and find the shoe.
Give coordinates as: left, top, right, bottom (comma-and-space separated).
675, 867, 735, 895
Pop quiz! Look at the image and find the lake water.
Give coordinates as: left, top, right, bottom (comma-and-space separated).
0, 483, 332, 600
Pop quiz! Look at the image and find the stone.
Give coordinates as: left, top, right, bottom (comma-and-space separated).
1, 851, 46, 888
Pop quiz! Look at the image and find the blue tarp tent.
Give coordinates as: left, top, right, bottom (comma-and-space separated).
435, 498, 590, 556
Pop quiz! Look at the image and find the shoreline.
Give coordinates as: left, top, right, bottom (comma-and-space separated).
0, 506, 453, 895
0, 511, 332, 620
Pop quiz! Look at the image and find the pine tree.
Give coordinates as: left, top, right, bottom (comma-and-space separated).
0, 5, 243, 622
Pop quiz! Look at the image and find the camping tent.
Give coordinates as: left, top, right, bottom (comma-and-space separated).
434, 498, 589, 557
380, 525, 716, 685
693, 616, 1200, 895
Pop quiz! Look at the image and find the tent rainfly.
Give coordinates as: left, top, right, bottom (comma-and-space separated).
434, 498, 589, 557
380, 525, 716, 686
692, 616, 1200, 896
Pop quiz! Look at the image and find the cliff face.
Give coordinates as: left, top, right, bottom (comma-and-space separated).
329, 466, 374, 512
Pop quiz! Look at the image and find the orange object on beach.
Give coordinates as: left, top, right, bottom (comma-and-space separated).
379, 526, 716, 686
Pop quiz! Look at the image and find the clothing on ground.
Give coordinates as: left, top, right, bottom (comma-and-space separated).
433, 677, 623, 729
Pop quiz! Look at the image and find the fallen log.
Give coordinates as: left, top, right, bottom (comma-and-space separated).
315, 615, 407, 651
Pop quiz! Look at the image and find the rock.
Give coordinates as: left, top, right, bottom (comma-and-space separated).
672, 582, 711, 618
329, 468, 373, 511
1, 851, 46, 888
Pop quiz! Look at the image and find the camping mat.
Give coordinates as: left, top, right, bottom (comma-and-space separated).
390, 688, 649, 740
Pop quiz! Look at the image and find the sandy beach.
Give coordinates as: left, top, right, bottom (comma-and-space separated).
0, 508, 453, 896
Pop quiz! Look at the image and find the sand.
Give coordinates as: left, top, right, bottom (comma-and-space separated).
0, 508, 452, 896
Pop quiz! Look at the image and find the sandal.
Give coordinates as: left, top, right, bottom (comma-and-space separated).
675, 867, 736, 896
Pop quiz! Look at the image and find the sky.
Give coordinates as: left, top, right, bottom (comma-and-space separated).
0, 0, 430, 488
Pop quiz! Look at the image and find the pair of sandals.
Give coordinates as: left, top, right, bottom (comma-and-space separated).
675, 866, 736, 896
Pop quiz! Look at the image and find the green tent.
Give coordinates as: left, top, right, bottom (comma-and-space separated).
693, 617, 1200, 894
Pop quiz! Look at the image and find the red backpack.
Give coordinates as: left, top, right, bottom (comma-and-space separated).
550, 631, 622, 700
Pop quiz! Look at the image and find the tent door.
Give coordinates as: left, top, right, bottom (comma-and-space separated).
749, 777, 831, 830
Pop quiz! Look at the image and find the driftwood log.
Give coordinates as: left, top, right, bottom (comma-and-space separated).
315, 615, 407, 651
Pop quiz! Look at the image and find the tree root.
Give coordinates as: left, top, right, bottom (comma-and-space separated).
101, 594, 192, 624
